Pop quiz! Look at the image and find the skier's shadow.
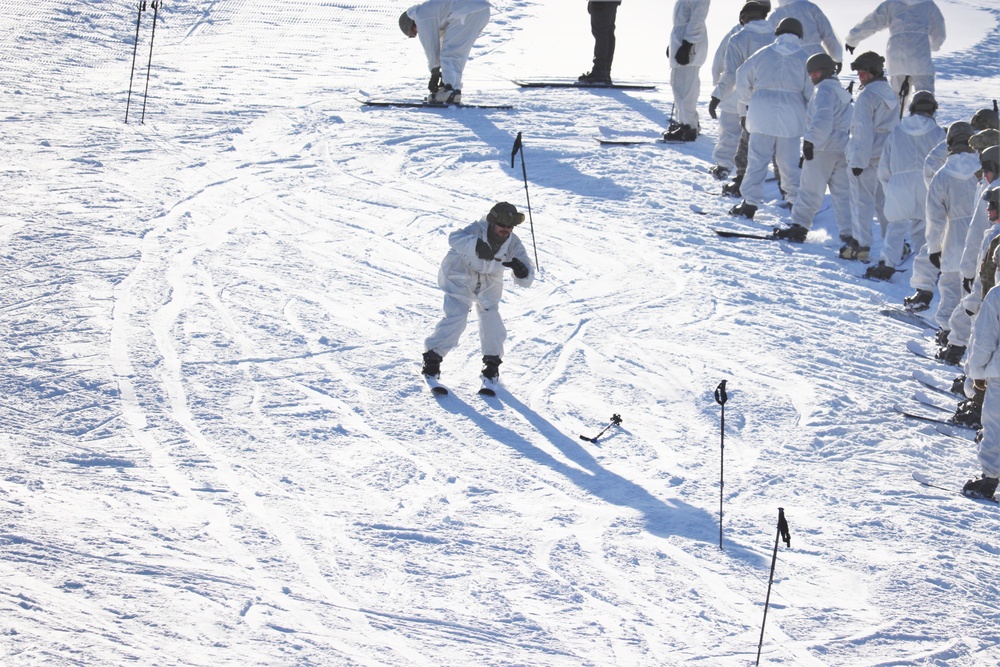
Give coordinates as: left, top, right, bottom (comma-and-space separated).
442, 389, 762, 561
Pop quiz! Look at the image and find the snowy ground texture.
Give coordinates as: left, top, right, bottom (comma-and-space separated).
2, 0, 1000, 665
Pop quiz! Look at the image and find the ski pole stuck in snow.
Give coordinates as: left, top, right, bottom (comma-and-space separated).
579, 413, 622, 443
140, 0, 162, 124
510, 132, 539, 272
714, 380, 728, 550
125, 1, 147, 124
756, 507, 792, 666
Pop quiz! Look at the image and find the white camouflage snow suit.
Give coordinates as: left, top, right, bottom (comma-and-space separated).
407, 0, 491, 92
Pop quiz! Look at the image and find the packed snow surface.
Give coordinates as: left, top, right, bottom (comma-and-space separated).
1, 0, 999, 665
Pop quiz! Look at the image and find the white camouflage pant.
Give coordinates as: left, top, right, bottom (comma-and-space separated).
712, 110, 741, 171
934, 270, 963, 332
670, 66, 701, 129
792, 150, 851, 236
978, 380, 1000, 478
849, 158, 888, 247
425, 287, 506, 359
741, 133, 800, 207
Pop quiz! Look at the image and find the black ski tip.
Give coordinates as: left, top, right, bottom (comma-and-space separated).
431, 386, 448, 396
478, 387, 497, 397
714, 230, 777, 240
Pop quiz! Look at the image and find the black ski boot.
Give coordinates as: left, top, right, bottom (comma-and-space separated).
962, 475, 998, 500
709, 165, 730, 181
936, 344, 966, 366
773, 224, 808, 243
422, 349, 442, 377
728, 200, 757, 220
950, 375, 967, 395
903, 289, 933, 312
721, 174, 743, 198
934, 328, 950, 346
839, 237, 870, 261
663, 124, 698, 142
864, 261, 896, 281
481, 355, 502, 381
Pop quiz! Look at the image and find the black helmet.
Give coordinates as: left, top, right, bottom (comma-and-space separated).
971, 129, 1000, 153
985, 188, 999, 211
487, 202, 525, 227
774, 17, 803, 39
971, 108, 1000, 132
981, 145, 1000, 175
398, 11, 416, 37
739, 1, 769, 23
806, 53, 837, 76
850, 51, 885, 78
909, 91, 938, 117
946, 122, 974, 150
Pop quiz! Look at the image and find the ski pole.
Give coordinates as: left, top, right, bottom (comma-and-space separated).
125, 1, 146, 124
756, 507, 792, 666
579, 414, 622, 443
140, 0, 162, 124
714, 380, 728, 549
510, 132, 539, 272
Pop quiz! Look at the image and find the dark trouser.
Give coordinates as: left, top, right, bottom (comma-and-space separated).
588, 1, 620, 76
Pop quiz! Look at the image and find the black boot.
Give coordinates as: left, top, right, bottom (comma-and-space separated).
774, 224, 808, 243
864, 261, 896, 281
482, 355, 502, 381
903, 289, 933, 312
962, 475, 998, 500
728, 200, 757, 219
721, 174, 743, 198
936, 344, 966, 366
422, 349, 442, 377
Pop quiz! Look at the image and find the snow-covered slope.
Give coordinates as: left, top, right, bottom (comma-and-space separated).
1, 0, 999, 664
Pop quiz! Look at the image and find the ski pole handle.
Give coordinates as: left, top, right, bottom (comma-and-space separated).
714, 380, 728, 406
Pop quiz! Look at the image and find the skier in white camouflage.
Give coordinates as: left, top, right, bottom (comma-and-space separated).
842, 51, 898, 262
924, 122, 980, 365
963, 229, 1000, 501
863, 91, 944, 306
422, 202, 535, 389
399, 0, 491, 105
664, 0, 711, 142
844, 0, 946, 109
729, 17, 812, 221
774, 53, 853, 245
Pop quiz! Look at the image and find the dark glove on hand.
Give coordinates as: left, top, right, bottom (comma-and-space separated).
503, 257, 529, 279
964, 277, 974, 293
708, 96, 720, 120
833, 61, 842, 75
475, 239, 495, 260
740, 116, 746, 129
428, 67, 442, 93
929, 252, 941, 269
665, 46, 670, 58
846, 43, 855, 54
802, 140, 814, 161
852, 167, 864, 177
675, 40, 693, 66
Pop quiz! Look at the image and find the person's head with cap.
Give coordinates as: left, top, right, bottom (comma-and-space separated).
986, 188, 1000, 223
487, 202, 524, 239
398, 11, 417, 38
909, 91, 938, 117
806, 53, 837, 84
972, 108, 1000, 133
981, 145, 1000, 182
850, 51, 885, 85
739, 1, 769, 24
971, 129, 1000, 154
774, 17, 803, 39
946, 121, 975, 155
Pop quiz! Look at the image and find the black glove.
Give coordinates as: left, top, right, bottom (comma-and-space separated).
964, 277, 974, 293
475, 239, 495, 260
929, 252, 941, 269
802, 140, 814, 161
833, 62, 842, 75
503, 257, 529, 279
846, 43, 856, 54
967, 309, 975, 317
740, 116, 746, 129
675, 40, 693, 66
847, 80, 855, 95
665, 46, 670, 58
852, 167, 864, 177
428, 67, 442, 94
708, 96, 720, 120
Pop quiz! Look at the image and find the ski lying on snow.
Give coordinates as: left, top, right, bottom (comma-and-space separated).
715, 229, 777, 240
912, 472, 998, 504
935, 422, 977, 441
893, 402, 975, 429
912, 369, 960, 398
597, 137, 695, 145
514, 79, 656, 90
361, 100, 513, 110
913, 390, 955, 413
880, 307, 934, 330
906, 339, 958, 366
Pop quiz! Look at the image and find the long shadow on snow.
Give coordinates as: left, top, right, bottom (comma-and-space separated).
433, 96, 633, 201
439, 387, 762, 561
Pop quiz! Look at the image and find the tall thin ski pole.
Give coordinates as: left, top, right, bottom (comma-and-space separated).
125, 1, 146, 124
756, 507, 792, 666
898, 75, 910, 120
714, 380, 728, 550
510, 132, 539, 271
140, 0, 161, 124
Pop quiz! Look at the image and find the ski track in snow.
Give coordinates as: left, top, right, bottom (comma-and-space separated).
2, 0, 1000, 664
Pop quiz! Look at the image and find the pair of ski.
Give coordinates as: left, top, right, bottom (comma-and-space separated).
425, 375, 498, 398
362, 78, 657, 111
